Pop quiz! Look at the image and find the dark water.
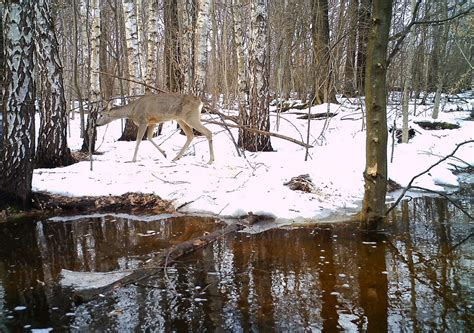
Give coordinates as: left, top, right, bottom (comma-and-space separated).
0, 197, 472, 332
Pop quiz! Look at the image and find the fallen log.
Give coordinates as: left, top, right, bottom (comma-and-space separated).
71, 221, 245, 303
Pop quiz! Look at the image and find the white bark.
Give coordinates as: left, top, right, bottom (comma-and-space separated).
122, 0, 143, 96
1, 0, 36, 201
144, 0, 158, 90
90, 0, 101, 103
194, 0, 211, 95
233, 0, 248, 111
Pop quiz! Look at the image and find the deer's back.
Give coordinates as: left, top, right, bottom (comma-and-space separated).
131, 93, 202, 124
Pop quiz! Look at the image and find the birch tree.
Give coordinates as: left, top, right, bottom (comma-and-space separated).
119, 0, 144, 141
34, 0, 74, 168
81, 0, 101, 153
238, 0, 273, 152
193, 0, 211, 95
145, 0, 158, 91
233, 0, 249, 130
360, 0, 392, 229
0, 0, 36, 207
122, 0, 143, 97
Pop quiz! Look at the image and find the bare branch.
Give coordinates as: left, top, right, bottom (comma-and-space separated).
386, 140, 474, 215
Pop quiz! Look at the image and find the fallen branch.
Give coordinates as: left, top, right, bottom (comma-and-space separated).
71, 221, 245, 303
205, 120, 312, 149
386, 140, 474, 215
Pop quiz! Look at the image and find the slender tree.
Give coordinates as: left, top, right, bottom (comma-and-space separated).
81, 0, 101, 153
193, 0, 211, 95
34, 0, 74, 168
119, 0, 144, 141
360, 0, 393, 229
311, 0, 337, 104
238, 0, 273, 152
357, 0, 371, 93
144, 0, 158, 91
0, 0, 36, 207
164, 0, 183, 92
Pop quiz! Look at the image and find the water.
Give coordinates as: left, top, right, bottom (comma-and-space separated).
0, 197, 472, 332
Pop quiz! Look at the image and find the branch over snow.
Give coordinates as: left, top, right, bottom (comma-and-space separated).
386, 140, 474, 216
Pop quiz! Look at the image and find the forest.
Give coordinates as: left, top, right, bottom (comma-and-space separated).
0, 0, 473, 331
0, 0, 473, 221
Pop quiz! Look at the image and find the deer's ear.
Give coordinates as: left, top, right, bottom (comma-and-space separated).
106, 100, 114, 111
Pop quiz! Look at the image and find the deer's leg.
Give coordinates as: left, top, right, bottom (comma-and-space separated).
132, 124, 148, 162
146, 124, 167, 158
172, 120, 194, 162
186, 116, 214, 164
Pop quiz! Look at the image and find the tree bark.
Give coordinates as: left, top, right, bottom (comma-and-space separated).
0, 0, 36, 207
145, 0, 159, 91
357, 0, 371, 94
360, 0, 392, 229
311, 0, 337, 104
118, 0, 144, 141
238, 0, 273, 152
343, 0, 358, 97
193, 0, 211, 96
34, 0, 75, 168
164, 0, 183, 92
177, 0, 194, 93
81, 0, 101, 153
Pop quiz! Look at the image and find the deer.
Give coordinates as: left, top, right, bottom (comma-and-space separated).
96, 93, 214, 164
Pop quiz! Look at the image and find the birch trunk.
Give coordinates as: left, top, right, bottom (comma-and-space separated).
145, 0, 158, 90
238, 0, 273, 152
34, 0, 74, 168
360, 0, 392, 229
0, 0, 36, 207
119, 0, 145, 141
81, 0, 101, 153
122, 0, 143, 96
193, 0, 211, 95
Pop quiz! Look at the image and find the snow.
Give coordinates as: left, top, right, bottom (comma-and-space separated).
32, 92, 474, 223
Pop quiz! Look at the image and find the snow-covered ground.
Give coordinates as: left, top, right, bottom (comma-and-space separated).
32, 92, 474, 222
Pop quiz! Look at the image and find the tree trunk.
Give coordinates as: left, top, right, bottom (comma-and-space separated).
34, 0, 74, 168
193, 0, 210, 96
0, 0, 36, 207
81, 0, 101, 153
311, 0, 337, 104
360, 0, 392, 229
238, 0, 273, 152
72, 0, 86, 139
177, 0, 194, 93
164, 0, 183, 92
343, 0, 358, 97
119, 0, 144, 141
432, 2, 450, 120
144, 0, 158, 91
401, 0, 417, 143
357, 0, 371, 94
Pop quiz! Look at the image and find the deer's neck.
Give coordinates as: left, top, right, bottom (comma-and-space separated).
110, 104, 134, 120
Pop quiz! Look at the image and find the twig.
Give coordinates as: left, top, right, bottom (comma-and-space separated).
386, 140, 474, 215
205, 120, 312, 148
410, 186, 472, 220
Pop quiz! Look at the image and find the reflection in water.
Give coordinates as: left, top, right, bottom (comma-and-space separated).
0, 197, 472, 331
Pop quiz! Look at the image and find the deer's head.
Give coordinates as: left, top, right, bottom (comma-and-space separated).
96, 100, 115, 126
